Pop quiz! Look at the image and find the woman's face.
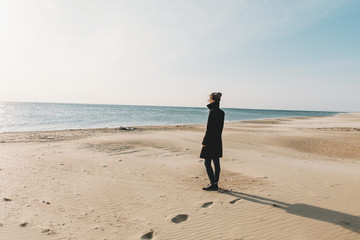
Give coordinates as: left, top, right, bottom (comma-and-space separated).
208, 95, 215, 103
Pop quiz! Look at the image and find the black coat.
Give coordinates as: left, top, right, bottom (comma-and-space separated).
200, 101, 225, 159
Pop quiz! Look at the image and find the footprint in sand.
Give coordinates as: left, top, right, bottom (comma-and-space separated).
171, 214, 189, 224
141, 230, 154, 239
201, 202, 213, 208
19, 222, 28, 227
230, 198, 241, 204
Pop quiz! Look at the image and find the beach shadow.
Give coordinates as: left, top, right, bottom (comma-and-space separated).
218, 189, 360, 234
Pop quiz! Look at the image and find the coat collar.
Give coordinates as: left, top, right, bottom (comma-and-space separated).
207, 101, 220, 110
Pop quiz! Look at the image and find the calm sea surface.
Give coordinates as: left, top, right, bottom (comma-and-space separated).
0, 102, 340, 133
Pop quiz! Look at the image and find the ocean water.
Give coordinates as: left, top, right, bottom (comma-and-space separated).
0, 102, 339, 133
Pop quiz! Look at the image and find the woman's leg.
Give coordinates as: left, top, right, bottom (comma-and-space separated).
204, 158, 215, 184
213, 158, 220, 184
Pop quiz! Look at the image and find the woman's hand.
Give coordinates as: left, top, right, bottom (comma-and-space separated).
202, 145, 206, 147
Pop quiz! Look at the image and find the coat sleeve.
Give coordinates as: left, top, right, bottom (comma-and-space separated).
202, 110, 215, 145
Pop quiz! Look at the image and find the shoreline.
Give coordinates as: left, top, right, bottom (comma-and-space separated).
0, 101, 343, 134
0, 112, 346, 135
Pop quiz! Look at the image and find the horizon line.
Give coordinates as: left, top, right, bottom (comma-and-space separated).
0, 100, 345, 113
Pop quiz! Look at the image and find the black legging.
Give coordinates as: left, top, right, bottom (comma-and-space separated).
204, 158, 220, 184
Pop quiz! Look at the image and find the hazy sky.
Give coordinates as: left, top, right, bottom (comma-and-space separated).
1, 0, 359, 111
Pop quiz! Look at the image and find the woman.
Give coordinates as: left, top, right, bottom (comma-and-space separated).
200, 92, 225, 191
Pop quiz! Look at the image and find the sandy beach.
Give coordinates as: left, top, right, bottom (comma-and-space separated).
1, 113, 360, 240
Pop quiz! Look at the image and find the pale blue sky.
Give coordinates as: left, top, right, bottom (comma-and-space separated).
0, 0, 359, 111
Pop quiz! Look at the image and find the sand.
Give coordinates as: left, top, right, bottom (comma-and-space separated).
1, 113, 360, 240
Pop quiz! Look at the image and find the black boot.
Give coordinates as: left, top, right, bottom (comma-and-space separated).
202, 183, 218, 191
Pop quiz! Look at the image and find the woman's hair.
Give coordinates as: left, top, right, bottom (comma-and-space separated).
210, 92, 222, 102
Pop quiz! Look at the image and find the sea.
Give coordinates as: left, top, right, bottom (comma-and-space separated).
0, 102, 340, 133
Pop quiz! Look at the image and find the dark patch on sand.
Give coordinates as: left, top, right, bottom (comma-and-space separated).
171, 214, 189, 224
84, 143, 136, 155
141, 230, 154, 239
19, 222, 28, 227
230, 198, 241, 204
201, 202, 213, 208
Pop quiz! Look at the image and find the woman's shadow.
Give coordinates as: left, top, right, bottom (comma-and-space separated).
218, 189, 360, 234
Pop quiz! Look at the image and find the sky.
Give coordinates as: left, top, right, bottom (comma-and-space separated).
0, 0, 359, 112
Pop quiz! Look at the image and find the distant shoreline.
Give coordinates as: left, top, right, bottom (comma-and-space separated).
0, 113, 348, 135
0, 102, 343, 133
